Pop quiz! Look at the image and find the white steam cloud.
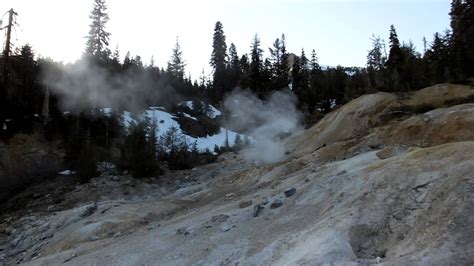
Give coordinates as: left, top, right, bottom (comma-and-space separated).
224, 89, 302, 164
41, 59, 178, 113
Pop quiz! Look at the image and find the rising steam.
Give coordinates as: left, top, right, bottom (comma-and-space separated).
40, 58, 178, 113
41, 59, 302, 163
224, 89, 302, 164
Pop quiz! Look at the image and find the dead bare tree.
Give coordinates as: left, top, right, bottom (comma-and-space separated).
1, 8, 18, 81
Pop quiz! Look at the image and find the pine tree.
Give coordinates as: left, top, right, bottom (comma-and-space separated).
291, 56, 302, 99
400, 41, 426, 90
191, 141, 199, 155
132, 55, 144, 69
167, 37, 186, 80
449, 0, 474, 78
300, 49, 310, 82
239, 54, 251, 88
270, 38, 283, 75
121, 121, 158, 178
423, 37, 428, 55
149, 120, 158, 159
425, 32, 451, 83
261, 58, 273, 92
386, 25, 404, 90
366, 35, 387, 89
210, 21, 228, 101
123, 51, 132, 69
250, 34, 264, 94
234, 134, 243, 151
214, 144, 221, 154
386, 25, 403, 70
269, 34, 290, 90
309, 50, 319, 70
292, 49, 310, 111
344, 67, 370, 99
112, 45, 120, 64
309, 49, 324, 111
228, 43, 241, 89
228, 43, 240, 69
15, 44, 41, 115
163, 126, 185, 154
300, 50, 311, 110
367, 35, 387, 72
332, 66, 348, 105
109, 45, 121, 71
85, 0, 111, 61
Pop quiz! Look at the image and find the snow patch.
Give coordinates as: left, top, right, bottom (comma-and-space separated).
102, 108, 112, 116
183, 101, 194, 110
180, 100, 221, 118
182, 113, 197, 121
58, 170, 76, 176
119, 107, 242, 152
208, 105, 221, 118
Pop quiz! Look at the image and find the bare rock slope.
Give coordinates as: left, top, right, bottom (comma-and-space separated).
1, 84, 473, 265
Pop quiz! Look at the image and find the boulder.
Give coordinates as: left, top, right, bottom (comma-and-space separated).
239, 200, 252, 208
284, 188, 296, 197
253, 204, 263, 217
210, 214, 229, 223
270, 199, 283, 209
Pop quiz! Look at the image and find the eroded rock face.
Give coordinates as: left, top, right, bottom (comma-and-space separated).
381, 103, 474, 147
285, 83, 474, 159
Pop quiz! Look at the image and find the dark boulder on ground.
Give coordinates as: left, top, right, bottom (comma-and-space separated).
253, 204, 263, 217
284, 188, 296, 197
270, 199, 283, 209
239, 200, 252, 208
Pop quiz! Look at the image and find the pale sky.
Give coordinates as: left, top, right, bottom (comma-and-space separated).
1, 0, 451, 79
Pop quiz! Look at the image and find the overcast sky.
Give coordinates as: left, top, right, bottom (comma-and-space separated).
1, 0, 451, 79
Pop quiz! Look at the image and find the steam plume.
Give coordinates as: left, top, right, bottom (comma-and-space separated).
40, 58, 178, 113
224, 89, 302, 164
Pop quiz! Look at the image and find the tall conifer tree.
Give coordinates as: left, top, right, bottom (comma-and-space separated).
85, 0, 111, 61
210, 21, 228, 101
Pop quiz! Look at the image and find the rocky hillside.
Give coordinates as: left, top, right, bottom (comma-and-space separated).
1, 84, 473, 265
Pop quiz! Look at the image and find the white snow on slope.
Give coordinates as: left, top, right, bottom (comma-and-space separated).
209, 105, 221, 118
183, 100, 193, 110
120, 107, 239, 152
181, 100, 221, 119
195, 128, 237, 151
102, 108, 112, 116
